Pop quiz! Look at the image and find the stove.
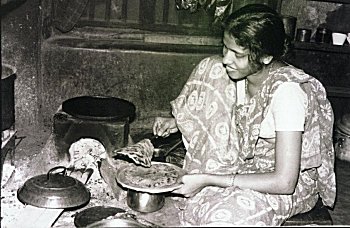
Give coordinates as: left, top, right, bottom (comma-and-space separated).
52, 96, 136, 161
1, 64, 17, 181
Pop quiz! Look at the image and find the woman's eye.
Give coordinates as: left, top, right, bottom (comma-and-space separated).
236, 53, 247, 59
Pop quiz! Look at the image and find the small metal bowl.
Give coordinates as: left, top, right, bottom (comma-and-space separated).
126, 189, 165, 213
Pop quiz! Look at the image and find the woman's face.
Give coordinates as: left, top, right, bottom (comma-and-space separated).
222, 32, 260, 80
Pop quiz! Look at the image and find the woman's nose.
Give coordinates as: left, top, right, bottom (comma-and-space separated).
223, 51, 234, 65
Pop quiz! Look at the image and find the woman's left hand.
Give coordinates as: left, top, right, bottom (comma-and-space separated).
172, 173, 207, 197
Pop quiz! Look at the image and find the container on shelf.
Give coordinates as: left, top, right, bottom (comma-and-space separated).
334, 113, 350, 162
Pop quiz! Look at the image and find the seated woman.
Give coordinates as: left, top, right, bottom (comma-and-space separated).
152, 4, 336, 226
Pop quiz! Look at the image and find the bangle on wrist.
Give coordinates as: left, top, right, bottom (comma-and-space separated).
228, 173, 237, 187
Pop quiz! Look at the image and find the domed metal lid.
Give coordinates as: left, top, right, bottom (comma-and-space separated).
17, 166, 90, 209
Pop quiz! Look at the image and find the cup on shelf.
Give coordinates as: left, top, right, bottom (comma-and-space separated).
296, 28, 311, 42
332, 32, 347, 46
315, 27, 331, 44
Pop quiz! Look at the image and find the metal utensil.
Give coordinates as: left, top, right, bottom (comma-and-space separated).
126, 189, 165, 213
17, 166, 90, 209
150, 132, 184, 158
161, 139, 183, 157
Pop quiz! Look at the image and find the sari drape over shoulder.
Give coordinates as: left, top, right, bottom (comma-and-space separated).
170, 56, 336, 225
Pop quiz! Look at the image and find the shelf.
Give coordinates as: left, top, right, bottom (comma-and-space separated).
326, 86, 350, 98
293, 41, 350, 54
308, 0, 350, 4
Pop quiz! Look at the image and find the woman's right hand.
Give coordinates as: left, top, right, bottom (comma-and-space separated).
172, 173, 207, 198
152, 117, 178, 137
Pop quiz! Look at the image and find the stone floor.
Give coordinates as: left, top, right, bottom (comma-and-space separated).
1, 125, 350, 226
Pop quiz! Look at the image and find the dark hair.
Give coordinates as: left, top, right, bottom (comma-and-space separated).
223, 4, 289, 65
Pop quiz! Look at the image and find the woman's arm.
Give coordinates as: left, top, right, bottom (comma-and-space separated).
232, 131, 302, 194
174, 131, 302, 197
229, 83, 305, 194
173, 83, 306, 196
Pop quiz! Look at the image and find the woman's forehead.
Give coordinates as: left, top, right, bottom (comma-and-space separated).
223, 32, 249, 54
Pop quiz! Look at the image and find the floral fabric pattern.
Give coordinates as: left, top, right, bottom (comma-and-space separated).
171, 56, 239, 175
235, 66, 336, 207
169, 56, 336, 225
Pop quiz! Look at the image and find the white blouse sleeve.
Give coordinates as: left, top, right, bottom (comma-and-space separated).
259, 82, 308, 138
271, 82, 308, 131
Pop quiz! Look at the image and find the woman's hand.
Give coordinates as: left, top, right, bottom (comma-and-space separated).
172, 173, 208, 198
153, 117, 178, 137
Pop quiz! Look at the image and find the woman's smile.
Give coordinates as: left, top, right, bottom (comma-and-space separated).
222, 32, 256, 80
225, 65, 237, 72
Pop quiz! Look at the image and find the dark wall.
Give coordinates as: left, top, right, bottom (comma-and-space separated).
286, 46, 350, 121
1, 0, 349, 131
40, 39, 215, 129
1, 0, 42, 129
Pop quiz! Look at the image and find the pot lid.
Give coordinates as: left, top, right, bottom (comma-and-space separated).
17, 166, 90, 209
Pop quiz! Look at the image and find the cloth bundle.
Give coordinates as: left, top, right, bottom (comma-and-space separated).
175, 0, 233, 24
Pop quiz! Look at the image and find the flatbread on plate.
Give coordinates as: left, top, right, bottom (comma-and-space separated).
116, 162, 185, 193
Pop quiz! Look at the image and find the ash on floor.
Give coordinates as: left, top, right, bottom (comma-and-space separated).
2, 126, 350, 226
1, 129, 183, 227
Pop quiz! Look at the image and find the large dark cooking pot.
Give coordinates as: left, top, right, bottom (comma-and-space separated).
1, 63, 16, 131
62, 95, 136, 122
17, 166, 90, 209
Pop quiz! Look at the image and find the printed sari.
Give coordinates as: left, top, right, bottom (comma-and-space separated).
169, 56, 336, 226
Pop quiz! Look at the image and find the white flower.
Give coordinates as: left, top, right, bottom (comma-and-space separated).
320, 103, 332, 121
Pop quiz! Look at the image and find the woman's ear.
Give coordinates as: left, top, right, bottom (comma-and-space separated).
261, 56, 273, 65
